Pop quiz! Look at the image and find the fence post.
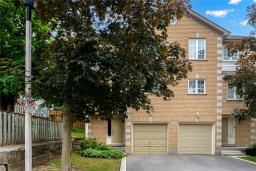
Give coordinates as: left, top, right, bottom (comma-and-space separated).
3, 112, 6, 145
0, 111, 2, 145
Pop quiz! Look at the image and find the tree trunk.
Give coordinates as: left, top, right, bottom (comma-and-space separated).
61, 102, 72, 171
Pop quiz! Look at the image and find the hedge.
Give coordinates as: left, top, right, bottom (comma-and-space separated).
80, 148, 124, 159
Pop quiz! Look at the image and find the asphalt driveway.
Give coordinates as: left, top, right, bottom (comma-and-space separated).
127, 155, 256, 171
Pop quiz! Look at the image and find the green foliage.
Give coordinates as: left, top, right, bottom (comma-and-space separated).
33, 0, 192, 120
80, 138, 97, 150
95, 144, 111, 151
0, 0, 49, 95
245, 144, 256, 156
231, 50, 256, 118
80, 148, 124, 159
71, 128, 85, 138
229, 3, 256, 118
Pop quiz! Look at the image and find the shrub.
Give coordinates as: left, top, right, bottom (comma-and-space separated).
80, 148, 124, 159
95, 144, 111, 151
80, 138, 97, 150
245, 144, 256, 156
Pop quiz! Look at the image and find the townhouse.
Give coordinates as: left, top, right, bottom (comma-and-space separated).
86, 9, 256, 155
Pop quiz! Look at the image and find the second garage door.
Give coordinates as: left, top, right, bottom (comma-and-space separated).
179, 124, 213, 155
133, 124, 167, 154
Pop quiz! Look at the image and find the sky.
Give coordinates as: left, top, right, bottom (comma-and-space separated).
191, 0, 255, 36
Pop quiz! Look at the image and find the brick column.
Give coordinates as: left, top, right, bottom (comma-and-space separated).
216, 36, 223, 154
125, 108, 132, 154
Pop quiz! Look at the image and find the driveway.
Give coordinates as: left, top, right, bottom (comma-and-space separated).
127, 155, 256, 171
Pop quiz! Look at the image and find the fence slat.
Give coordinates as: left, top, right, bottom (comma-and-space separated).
0, 112, 2, 145
0, 112, 62, 146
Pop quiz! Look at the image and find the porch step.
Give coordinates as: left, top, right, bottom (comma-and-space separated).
221, 147, 246, 156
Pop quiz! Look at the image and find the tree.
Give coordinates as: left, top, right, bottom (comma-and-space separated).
0, 0, 48, 111
228, 3, 256, 119
34, 1, 191, 170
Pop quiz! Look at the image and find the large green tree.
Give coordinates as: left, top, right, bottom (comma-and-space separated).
34, 1, 191, 170
229, 3, 256, 119
0, 0, 48, 110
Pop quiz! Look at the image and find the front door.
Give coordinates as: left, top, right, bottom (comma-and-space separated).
228, 117, 235, 144
111, 118, 124, 145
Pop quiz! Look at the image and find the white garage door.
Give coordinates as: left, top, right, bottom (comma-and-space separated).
133, 124, 167, 154
179, 124, 213, 154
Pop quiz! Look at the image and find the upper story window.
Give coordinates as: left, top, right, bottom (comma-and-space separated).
223, 48, 239, 61
227, 82, 241, 100
188, 80, 206, 94
188, 39, 206, 60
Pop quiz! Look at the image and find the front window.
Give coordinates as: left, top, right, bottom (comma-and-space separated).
223, 48, 239, 61
227, 83, 241, 100
189, 39, 206, 60
188, 80, 206, 94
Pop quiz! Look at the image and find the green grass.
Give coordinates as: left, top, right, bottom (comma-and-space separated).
71, 128, 85, 138
240, 156, 256, 163
51, 153, 121, 171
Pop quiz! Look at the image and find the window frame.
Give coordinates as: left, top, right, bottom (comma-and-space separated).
188, 39, 207, 60
223, 48, 239, 61
188, 79, 206, 94
227, 82, 241, 100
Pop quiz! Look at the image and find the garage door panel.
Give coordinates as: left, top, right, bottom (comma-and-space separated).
133, 132, 141, 139
133, 125, 141, 131
140, 140, 151, 146
140, 132, 166, 139
179, 148, 212, 154
133, 124, 167, 154
180, 125, 212, 131
150, 139, 166, 146
133, 140, 141, 146
180, 141, 211, 147
141, 125, 166, 131
179, 124, 213, 155
180, 132, 211, 137
150, 146, 166, 154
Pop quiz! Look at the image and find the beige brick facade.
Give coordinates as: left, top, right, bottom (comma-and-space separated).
89, 11, 254, 154
128, 14, 220, 154
90, 116, 107, 144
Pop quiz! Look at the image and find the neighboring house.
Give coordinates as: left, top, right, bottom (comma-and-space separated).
85, 9, 256, 155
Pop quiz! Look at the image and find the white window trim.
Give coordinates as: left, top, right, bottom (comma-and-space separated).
227, 83, 241, 100
188, 39, 207, 60
188, 79, 206, 94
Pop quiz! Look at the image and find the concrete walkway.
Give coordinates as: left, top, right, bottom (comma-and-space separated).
127, 155, 256, 171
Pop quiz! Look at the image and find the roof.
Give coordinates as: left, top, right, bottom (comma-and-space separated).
187, 9, 231, 36
225, 35, 249, 40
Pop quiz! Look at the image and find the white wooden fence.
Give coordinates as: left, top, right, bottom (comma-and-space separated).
0, 111, 62, 146
14, 104, 50, 117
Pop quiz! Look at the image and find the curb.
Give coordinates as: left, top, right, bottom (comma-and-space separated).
120, 157, 126, 171
231, 156, 256, 165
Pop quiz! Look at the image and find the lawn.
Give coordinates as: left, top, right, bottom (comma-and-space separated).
71, 128, 85, 138
34, 153, 121, 171
33, 153, 121, 171
240, 156, 256, 163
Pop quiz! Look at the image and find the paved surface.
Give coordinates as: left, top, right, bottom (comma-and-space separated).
127, 155, 256, 171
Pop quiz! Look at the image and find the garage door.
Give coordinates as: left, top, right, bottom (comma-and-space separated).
179, 124, 213, 154
133, 124, 167, 154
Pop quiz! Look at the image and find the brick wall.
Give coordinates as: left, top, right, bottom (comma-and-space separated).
129, 15, 221, 154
